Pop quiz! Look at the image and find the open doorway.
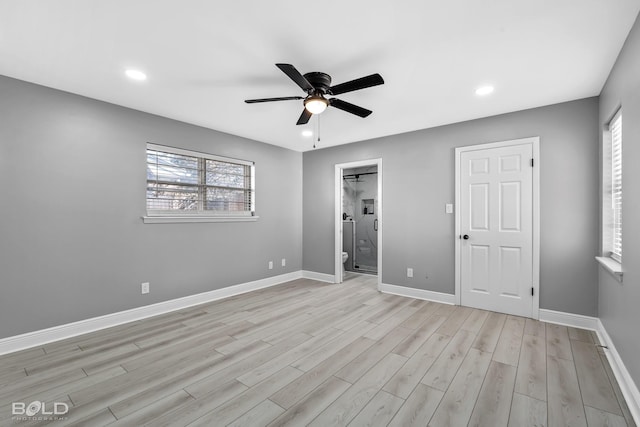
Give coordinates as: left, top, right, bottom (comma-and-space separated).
343, 166, 378, 275
334, 158, 382, 287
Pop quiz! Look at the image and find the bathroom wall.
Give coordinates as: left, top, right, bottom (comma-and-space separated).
342, 168, 357, 219
342, 167, 377, 218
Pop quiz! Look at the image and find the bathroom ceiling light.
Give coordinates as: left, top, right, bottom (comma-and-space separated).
301, 130, 313, 137
475, 85, 494, 96
125, 69, 147, 81
304, 95, 328, 114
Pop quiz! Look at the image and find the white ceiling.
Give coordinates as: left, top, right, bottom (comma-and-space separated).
1, 1, 639, 152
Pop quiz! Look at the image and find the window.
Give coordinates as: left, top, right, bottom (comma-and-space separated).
145, 143, 255, 221
610, 110, 622, 262
600, 109, 622, 267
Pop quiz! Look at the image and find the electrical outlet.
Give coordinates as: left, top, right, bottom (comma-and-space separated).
407, 268, 413, 278
281, 258, 286, 267
141, 282, 150, 294
268, 261, 273, 270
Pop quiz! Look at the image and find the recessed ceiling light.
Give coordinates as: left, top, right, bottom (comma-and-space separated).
125, 69, 147, 81
301, 130, 313, 137
475, 85, 494, 96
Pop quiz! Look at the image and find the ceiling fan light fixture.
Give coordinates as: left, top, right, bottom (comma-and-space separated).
304, 95, 328, 114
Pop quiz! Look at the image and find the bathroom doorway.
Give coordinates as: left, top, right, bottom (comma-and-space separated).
334, 159, 382, 287
343, 166, 378, 274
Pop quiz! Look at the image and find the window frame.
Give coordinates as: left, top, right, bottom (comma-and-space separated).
143, 143, 257, 223
609, 110, 622, 262
597, 108, 622, 280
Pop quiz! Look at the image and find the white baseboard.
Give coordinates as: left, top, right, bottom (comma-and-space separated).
538, 308, 600, 330
379, 283, 456, 305
0, 271, 303, 356
595, 319, 640, 425
302, 270, 336, 283
539, 309, 639, 424
2, 272, 637, 426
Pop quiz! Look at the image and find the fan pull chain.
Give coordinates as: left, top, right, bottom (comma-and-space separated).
314, 114, 321, 149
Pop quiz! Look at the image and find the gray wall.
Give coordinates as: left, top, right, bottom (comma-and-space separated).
0, 75, 303, 339
303, 97, 600, 316
598, 13, 640, 387
0, 68, 609, 338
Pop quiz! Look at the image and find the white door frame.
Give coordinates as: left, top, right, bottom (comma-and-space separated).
335, 158, 383, 288
454, 137, 540, 318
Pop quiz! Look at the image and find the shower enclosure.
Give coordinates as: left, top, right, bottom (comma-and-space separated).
342, 166, 378, 275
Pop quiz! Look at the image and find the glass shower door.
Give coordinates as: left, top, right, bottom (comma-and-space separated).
354, 199, 377, 274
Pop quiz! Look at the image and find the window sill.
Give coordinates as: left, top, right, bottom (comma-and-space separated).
595, 256, 623, 282
142, 216, 259, 224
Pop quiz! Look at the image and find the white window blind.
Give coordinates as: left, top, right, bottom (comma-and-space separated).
146, 143, 255, 216
610, 110, 622, 261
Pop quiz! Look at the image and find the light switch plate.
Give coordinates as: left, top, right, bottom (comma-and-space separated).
445, 203, 454, 214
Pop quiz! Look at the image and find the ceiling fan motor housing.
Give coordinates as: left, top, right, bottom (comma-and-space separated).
303, 72, 332, 94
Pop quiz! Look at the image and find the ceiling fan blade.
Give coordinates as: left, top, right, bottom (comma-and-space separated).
276, 63, 314, 92
329, 98, 372, 118
245, 96, 304, 103
329, 73, 384, 95
296, 108, 312, 125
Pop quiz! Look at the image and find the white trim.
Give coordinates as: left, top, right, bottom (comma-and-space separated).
142, 215, 259, 224
539, 308, 599, 330
380, 283, 456, 305
454, 136, 540, 319
335, 165, 342, 284
539, 308, 640, 424
1, 274, 637, 425
595, 319, 640, 425
302, 270, 336, 283
0, 271, 302, 356
596, 256, 623, 282
532, 140, 540, 317
334, 158, 383, 290
147, 142, 254, 166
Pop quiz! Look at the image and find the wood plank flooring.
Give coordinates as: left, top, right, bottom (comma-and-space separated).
0, 273, 635, 426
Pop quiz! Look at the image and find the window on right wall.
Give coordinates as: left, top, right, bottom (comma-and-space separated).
603, 108, 622, 265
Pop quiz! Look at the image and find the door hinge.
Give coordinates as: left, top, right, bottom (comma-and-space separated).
531, 287, 534, 296
530, 158, 534, 167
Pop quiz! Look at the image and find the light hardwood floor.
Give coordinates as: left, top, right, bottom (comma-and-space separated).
0, 273, 635, 426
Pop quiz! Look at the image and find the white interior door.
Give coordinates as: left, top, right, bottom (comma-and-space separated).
460, 142, 534, 317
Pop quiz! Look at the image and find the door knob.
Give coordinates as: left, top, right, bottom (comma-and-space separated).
463, 234, 470, 240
